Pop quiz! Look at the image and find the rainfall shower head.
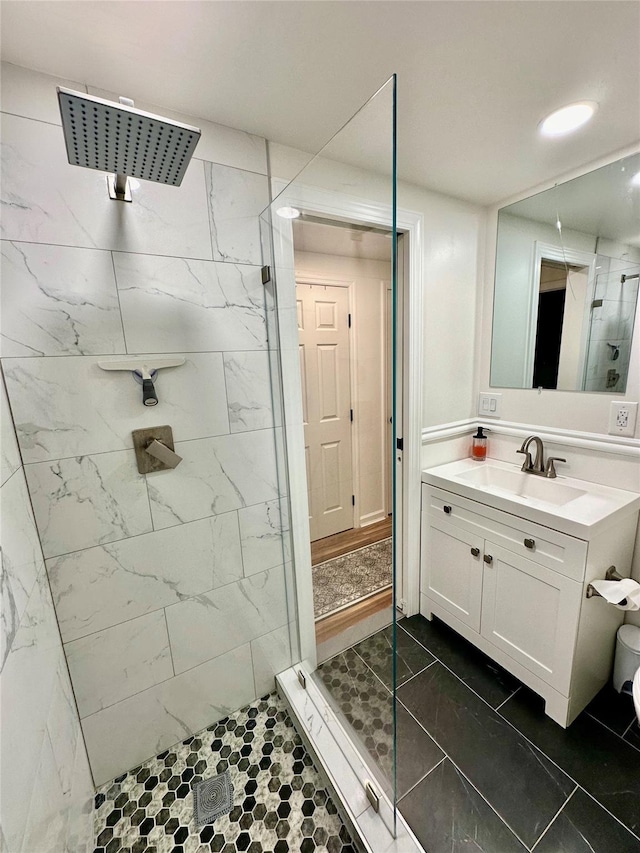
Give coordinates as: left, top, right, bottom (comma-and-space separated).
57, 87, 201, 200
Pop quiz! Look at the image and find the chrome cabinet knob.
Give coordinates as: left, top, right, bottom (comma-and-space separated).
443, 505, 452, 514
524, 538, 535, 549
483, 554, 493, 565
471, 547, 480, 557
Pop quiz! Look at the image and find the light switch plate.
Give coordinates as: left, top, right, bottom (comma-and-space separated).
608, 401, 638, 437
478, 392, 502, 418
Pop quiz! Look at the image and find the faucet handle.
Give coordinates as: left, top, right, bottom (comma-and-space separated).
516, 448, 532, 472
545, 457, 566, 478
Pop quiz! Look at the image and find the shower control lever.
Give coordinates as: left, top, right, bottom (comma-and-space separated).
146, 439, 182, 469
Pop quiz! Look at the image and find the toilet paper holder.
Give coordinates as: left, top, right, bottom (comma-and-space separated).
586, 566, 626, 603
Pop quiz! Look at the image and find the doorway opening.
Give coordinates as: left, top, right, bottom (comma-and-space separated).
292, 216, 394, 654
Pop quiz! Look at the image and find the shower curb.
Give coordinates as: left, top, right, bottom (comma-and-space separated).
276, 667, 425, 853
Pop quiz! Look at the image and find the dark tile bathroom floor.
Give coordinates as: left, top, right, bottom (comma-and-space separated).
93, 694, 358, 853
317, 615, 640, 853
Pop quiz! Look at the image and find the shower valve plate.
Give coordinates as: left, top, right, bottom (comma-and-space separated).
132, 425, 176, 474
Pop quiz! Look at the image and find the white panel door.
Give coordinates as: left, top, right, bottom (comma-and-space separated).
297, 283, 353, 541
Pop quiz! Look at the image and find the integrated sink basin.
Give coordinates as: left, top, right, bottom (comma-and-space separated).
456, 464, 587, 507
422, 457, 640, 539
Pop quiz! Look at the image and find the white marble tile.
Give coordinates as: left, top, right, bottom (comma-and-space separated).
81, 642, 255, 785
46, 659, 81, 797
166, 564, 288, 674
0, 62, 85, 125
223, 351, 277, 432
47, 511, 242, 642
65, 609, 173, 718
238, 499, 289, 576
25, 450, 152, 558
1, 113, 212, 259
251, 624, 293, 697
205, 162, 269, 265
87, 85, 268, 174
3, 352, 229, 462
64, 731, 94, 853
1, 241, 125, 357
20, 731, 69, 853
0, 570, 61, 853
1, 378, 21, 486
113, 252, 267, 353
0, 468, 44, 668
147, 429, 279, 529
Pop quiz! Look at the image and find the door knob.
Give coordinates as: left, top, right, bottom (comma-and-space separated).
483, 554, 493, 565
471, 547, 480, 557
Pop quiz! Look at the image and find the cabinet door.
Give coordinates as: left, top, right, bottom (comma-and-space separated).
424, 516, 483, 632
480, 542, 581, 693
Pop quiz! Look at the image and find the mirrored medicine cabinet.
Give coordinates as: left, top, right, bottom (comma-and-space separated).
490, 153, 640, 393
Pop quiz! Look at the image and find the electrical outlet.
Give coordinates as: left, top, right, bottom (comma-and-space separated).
478, 392, 502, 418
608, 401, 638, 437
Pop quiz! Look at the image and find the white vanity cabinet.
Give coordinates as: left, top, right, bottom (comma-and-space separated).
421, 483, 639, 727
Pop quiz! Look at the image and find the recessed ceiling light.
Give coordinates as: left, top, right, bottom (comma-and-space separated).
276, 206, 301, 219
631, 171, 640, 187
540, 102, 597, 137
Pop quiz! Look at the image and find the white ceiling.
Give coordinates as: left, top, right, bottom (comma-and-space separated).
504, 152, 640, 247
2, 1, 639, 205
293, 220, 393, 261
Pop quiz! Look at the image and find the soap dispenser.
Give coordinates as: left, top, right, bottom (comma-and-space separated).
471, 426, 488, 462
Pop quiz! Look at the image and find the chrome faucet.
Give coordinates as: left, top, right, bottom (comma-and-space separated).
517, 435, 566, 478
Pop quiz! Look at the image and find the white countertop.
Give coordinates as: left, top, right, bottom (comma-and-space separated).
422, 457, 640, 540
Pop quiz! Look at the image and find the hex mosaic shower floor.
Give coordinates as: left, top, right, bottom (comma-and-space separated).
93, 694, 358, 853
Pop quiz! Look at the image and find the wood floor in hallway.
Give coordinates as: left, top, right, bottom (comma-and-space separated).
310, 516, 392, 566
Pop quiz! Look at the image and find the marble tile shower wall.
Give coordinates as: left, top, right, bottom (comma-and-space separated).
1, 64, 293, 789
1, 375, 95, 853
584, 253, 640, 392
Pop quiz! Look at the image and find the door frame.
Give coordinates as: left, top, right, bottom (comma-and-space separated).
269, 181, 423, 668
525, 242, 597, 389
296, 275, 356, 537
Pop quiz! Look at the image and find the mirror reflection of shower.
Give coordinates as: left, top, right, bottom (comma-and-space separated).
583, 264, 640, 391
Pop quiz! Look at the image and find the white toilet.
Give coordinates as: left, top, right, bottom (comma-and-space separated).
613, 625, 640, 723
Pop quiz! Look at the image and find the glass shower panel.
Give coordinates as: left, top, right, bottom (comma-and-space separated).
260, 75, 398, 830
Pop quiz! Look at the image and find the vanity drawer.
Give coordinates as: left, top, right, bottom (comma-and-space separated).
424, 485, 588, 582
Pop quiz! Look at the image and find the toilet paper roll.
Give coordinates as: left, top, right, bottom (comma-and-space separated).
590, 578, 640, 611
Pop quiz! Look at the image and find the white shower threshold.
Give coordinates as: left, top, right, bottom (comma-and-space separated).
277, 667, 425, 853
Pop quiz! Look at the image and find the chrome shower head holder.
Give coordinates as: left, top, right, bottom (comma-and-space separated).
57, 87, 201, 203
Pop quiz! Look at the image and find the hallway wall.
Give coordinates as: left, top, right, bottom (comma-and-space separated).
1, 62, 292, 787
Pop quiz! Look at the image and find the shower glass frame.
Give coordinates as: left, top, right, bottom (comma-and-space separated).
259, 75, 399, 832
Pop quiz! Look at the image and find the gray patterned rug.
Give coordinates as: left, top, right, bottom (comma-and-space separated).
313, 538, 392, 619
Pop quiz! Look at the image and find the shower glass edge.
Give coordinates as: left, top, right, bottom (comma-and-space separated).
259, 75, 399, 833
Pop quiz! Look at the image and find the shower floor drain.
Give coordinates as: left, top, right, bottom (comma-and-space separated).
193, 770, 234, 826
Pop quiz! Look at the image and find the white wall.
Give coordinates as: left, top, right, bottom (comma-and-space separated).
1, 377, 94, 853
294, 250, 391, 527
1, 62, 293, 789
